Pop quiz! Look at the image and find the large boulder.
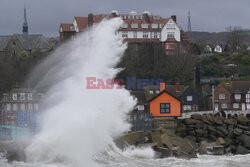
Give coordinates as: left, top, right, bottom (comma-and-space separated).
236, 145, 249, 155
233, 128, 243, 136
183, 119, 201, 125
216, 137, 226, 146
217, 126, 229, 136
237, 134, 250, 149
224, 119, 237, 125
191, 114, 202, 120
237, 114, 249, 125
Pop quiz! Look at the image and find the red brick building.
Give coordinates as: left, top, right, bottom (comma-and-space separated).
210, 81, 250, 111
59, 11, 191, 54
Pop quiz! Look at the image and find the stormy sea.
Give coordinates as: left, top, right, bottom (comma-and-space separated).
0, 18, 249, 167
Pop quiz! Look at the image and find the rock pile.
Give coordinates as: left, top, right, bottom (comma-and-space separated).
173, 114, 250, 155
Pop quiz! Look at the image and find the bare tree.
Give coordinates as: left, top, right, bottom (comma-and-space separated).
226, 26, 244, 52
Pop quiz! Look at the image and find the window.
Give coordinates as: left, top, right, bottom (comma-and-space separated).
141, 24, 148, 29
20, 93, 25, 100
183, 105, 191, 110
137, 105, 144, 111
122, 31, 128, 38
233, 103, 239, 109
129, 15, 133, 20
166, 23, 175, 29
221, 103, 227, 109
234, 94, 241, 100
121, 23, 128, 28
160, 103, 170, 114
20, 104, 25, 110
12, 94, 17, 100
149, 90, 154, 94
34, 103, 39, 110
13, 104, 18, 111
133, 31, 137, 38
28, 103, 33, 110
151, 24, 158, 29
246, 91, 250, 103
6, 104, 11, 111
143, 32, 148, 38
187, 96, 193, 101
167, 32, 175, 38
122, 15, 127, 20
28, 93, 33, 100
131, 24, 138, 29
156, 90, 160, 94
153, 32, 158, 38
219, 94, 225, 99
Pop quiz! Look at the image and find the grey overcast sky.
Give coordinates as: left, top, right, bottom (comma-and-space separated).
0, 0, 250, 37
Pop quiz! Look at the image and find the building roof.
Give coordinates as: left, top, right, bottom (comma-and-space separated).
0, 34, 49, 51
60, 23, 75, 32
217, 81, 250, 93
0, 36, 11, 51
165, 85, 189, 97
74, 17, 89, 31
148, 89, 181, 102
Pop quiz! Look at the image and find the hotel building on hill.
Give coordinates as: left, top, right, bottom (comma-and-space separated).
59, 11, 191, 55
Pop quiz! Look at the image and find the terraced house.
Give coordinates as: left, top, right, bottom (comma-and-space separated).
59, 10, 190, 55
211, 81, 250, 111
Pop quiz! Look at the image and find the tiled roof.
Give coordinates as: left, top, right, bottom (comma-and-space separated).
0, 36, 11, 51
124, 38, 160, 42
0, 34, 49, 51
220, 81, 250, 93
61, 14, 171, 32
60, 23, 74, 32
74, 17, 88, 31
165, 85, 189, 97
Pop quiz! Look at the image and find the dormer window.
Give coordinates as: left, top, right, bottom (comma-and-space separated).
151, 24, 158, 29
234, 94, 241, 100
167, 32, 175, 38
131, 24, 138, 29
149, 90, 154, 94
136, 15, 142, 20
141, 24, 148, 29
121, 23, 128, 28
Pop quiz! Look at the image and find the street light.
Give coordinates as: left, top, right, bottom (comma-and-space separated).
212, 85, 215, 117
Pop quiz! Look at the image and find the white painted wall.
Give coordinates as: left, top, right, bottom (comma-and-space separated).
161, 18, 181, 42
73, 19, 79, 32
214, 45, 222, 53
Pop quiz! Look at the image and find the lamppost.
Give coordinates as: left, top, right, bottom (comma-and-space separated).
212, 85, 215, 117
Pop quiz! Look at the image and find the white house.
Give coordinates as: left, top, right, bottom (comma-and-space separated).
204, 44, 213, 52
214, 44, 223, 53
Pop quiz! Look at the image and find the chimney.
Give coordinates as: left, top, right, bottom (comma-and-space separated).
176, 82, 180, 92
171, 15, 177, 22
143, 11, 151, 23
88, 13, 94, 27
160, 82, 166, 92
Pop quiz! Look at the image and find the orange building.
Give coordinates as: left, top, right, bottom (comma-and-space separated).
149, 83, 182, 117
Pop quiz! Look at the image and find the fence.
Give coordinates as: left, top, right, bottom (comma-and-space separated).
129, 113, 153, 131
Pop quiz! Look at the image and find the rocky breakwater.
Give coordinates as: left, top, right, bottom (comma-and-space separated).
121, 114, 250, 159
120, 118, 197, 159
164, 114, 250, 155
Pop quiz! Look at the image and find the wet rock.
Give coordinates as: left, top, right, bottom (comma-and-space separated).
185, 135, 196, 143
224, 119, 237, 125
214, 117, 224, 125
243, 131, 250, 136
236, 145, 249, 155
198, 141, 208, 154
206, 114, 215, 124
224, 146, 232, 154
237, 124, 249, 130
212, 145, 224, 155
195, 129, 205, 136
224, 137, 233, 147
216, 137, 225, 146
201, 115, 212, 125
191, 114, 202, 120
0, 141, 28, 162
217, 126, 229, 136
233, 128, 243, 136
184, 119, 201, 125
237, 114, 249, 125
237, 134, 250, 148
